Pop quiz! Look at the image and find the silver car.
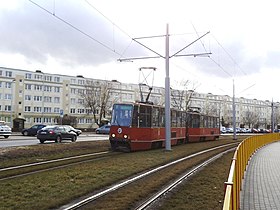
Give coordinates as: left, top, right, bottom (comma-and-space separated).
0, 121, 12, 138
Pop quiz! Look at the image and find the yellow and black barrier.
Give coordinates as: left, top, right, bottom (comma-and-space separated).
223, 133, 280, 210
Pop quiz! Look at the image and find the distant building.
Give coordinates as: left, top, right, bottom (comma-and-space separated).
0, 66, 278, 131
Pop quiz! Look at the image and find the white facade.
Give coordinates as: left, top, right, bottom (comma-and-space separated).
0, 67, 278, 130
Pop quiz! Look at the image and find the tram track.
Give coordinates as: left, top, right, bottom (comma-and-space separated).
135, 147, 235, 210
60, 142, 238, 210
0, 150, 117, 181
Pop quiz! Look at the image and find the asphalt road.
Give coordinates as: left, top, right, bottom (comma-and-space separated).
0, 133, 109, 148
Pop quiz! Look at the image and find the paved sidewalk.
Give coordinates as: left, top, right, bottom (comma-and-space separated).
240, 141, 280, 210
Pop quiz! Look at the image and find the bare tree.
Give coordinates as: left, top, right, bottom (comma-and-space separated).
171, 80, 198, 111
242, 110, 260, 128
80, 80, 112, 127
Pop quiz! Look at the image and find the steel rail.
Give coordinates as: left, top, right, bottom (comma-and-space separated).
62, 143, 238, 210
0, 151, 110, 172
135, 147, 236, 210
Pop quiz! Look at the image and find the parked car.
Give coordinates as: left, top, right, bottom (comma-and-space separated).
220, 126, 226, 134
65, 125, 82, 136
21, 124, 46, 136
0, 121, 12, 138
37, 125, 77, 143
226, 127, 233, 133
95, 124, 111, 134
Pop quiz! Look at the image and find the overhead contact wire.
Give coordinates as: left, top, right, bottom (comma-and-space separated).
28, 0, 123, 57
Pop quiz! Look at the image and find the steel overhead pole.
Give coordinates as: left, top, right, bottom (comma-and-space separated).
233, 79, 237, 140
165, 24, 171, 151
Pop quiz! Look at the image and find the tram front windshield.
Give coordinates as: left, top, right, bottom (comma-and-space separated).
111, 104, 133, 127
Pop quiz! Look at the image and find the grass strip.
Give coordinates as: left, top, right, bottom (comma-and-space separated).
0, 137, 245, 209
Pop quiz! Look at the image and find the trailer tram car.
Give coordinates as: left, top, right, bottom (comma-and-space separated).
109, 102, 220, 152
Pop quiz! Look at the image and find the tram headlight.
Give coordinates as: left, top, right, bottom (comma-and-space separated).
123, 134, 128, 139
111, 133, 116, 138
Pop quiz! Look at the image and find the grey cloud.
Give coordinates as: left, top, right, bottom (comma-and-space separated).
0, 1, 146, 67
183, 40, 264, 78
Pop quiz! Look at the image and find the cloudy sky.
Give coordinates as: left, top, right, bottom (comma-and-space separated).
1, 0, 280, 101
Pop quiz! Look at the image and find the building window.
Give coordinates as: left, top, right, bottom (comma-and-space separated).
25, 73, 32, 79
54, 97, 60, 103
77, 89, 84, 94
54, 107, 60, 113
34, 96, 42, 101
44, 107, 52, 113
25, 95, 32, 101
34, 74, 43, 80
78, 80, 84, 85
43, 117, 52, 123
5, 94, 12, 100
25, 106, 31, 112
5, 82, 12, 88
78, 118, 85, 123
70, 108, 76, 114
44, 75, 52, 81
34, 107, 42, 112
34, 85, 43, 91
86, 118, 93, 124
78, 99, 84, 104
44, 96, 52, 103
5, 105, 11, 111
70, 88, 76, 94
71, 79, 76, 84
25, 84, 32, 90
54, 87, 60, 92
71, 98, 76, 104
44, 85, 52, 92
5, 71, 12, 77
53, 118, 59, 124
34, 118, 42, 123
54, 77, 60, 82
77, 109, 85, 114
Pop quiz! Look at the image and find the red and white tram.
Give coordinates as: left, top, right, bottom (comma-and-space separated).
109, 102, 220, 152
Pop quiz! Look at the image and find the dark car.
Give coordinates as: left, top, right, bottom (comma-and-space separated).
95, 125, 111, 134
22, 124, 46, 136
65, 125, 82, 136
37, 125, 77, 144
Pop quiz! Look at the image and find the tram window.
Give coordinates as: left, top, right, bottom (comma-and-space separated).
214, 117, 218, 128
204, 116, 208, 128
171, 110, 177, 127
177, 111, 182, 127
209, 116, 212, 127
201, 115, 205, 128
152, 107, 159, 127
132, 105, 139, 127
192, 114, 200, 128
159, 108, 165, 127
139, 105, 152, 127
186, 113, 191, 127
182, 112, 186, 126
111, 104, 133, 127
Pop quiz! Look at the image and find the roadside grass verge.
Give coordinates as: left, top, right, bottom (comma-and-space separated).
0, 141, 111, 168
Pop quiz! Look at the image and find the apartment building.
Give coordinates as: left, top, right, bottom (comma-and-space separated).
0, 67, 277, 131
